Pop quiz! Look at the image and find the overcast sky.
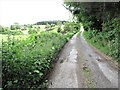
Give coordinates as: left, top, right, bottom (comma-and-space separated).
0, 0, 71, 26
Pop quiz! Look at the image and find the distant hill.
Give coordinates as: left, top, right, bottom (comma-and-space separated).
35, 20, 68, 25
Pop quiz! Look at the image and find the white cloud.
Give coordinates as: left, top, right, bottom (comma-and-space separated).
0, 0, 70, 26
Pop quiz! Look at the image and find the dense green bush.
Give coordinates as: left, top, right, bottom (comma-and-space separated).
2, 31, 75, 88
0, 27, 10, 34
0, 26, 6, 33
64, 23, 71, 33
45, 24, 55, 31
63, 22, 80, 34
102, 17, 120, 60
28, 28, 38, 34
10, 23, 20, 30
57, 27, 61, 33
84, 16, 120, 62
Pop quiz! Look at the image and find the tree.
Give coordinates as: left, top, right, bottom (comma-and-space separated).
63, 2, 120, 31
57, 21, 62, 26
10, 25, 15, 30
0, 25, 5, 32
14, 22, 20, 29
10, 22, 20, 30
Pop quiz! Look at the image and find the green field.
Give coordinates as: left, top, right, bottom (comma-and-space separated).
1, 34, 28, 41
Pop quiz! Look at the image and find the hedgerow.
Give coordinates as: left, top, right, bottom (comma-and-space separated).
2, 30, 76, 88
84, 16, 120, 62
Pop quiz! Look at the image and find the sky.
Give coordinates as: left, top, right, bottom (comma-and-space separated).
0, 0, 71, 26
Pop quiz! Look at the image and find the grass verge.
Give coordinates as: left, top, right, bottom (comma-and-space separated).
83, 31, 119, 63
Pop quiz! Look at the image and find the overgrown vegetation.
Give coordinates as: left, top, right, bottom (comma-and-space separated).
59, 22, 80, 34
2, 22, 80, 88
28, 28, 38, 34
84, 17, 120, 62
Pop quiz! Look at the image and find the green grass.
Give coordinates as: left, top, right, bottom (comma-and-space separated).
83, 31, 109, 54
83, 65, 96, 88
83, 31, 119, 63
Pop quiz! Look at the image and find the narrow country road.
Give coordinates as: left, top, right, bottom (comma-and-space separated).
48, 26, 118, 88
